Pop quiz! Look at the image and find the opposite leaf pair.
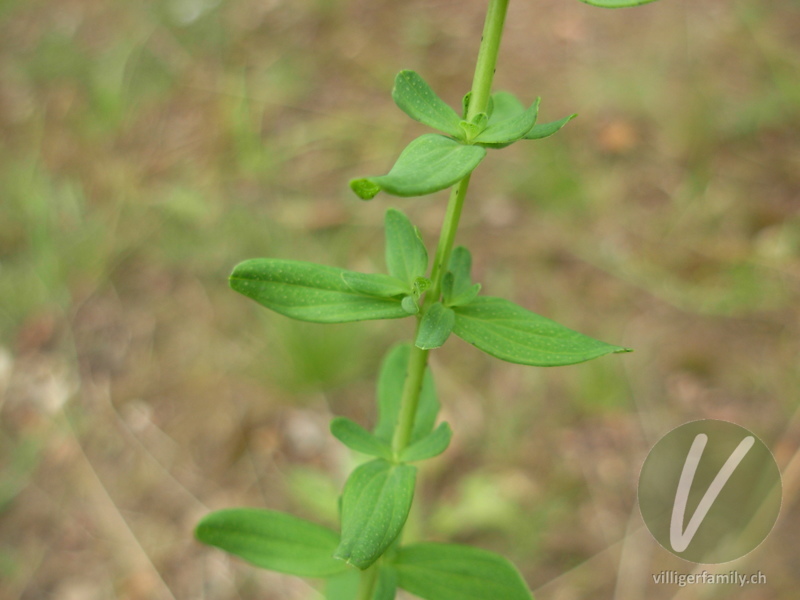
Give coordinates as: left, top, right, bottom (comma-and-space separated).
330, 340, 451, 467
350, 70, 575, 200
195, 508, 533, 600
332, 342, 443, 569
230, 207, 629, 366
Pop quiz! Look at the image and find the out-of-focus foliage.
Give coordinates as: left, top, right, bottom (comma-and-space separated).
1, 0, 798, 599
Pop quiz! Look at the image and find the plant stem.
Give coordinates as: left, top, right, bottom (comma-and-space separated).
391, 336, 430, 456
371, 1, 511, 596
425, 175, 472, 310
391, 0, 510, 457
467, 0, 510, 120
357, 563, 379, 600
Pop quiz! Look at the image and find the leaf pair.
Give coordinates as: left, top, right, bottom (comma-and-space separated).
231, 226, 629, 366
350, 70, 575, 200
230, 209, 427, 323
329, 343, 451, 569
195, 510, 534, 600
331, 418, 451, 464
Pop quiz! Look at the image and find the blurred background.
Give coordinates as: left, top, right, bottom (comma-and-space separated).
1, 0, 798, 598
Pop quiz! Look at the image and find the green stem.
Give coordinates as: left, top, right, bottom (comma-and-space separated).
366, 0, 510, 595
467, 0, 510, 120
391, 0, 510, 456
425, 175, 472, 310
357, 563, 379, 600
391, 334, 430, 456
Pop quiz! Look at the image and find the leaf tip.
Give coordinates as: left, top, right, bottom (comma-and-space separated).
332, 548, 349, 562
350, 178, 381, 200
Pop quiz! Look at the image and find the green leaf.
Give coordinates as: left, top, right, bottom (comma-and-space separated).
341, 271, 410, 298
446, 246, 474, 296
400, 422, 452, 462
524, 113, 577, 140
392, 542, 533, 600
385, 209, 428, 286
402, 295, 420, 315
489, 91, 525, 122
392, 70, 462, 137
195, 508, 347, 578
442, 246, 481, 307
578, 0, 660, 8
375, 567, 399, 600
413, 276, 431, 296
458, 112, 488, 143
374, 344, 439, 444
462, 91, 494, 120
488, 92, 574, 142
326, 570, 360, 600
335, 459, 417, 569
452, 296, 631, 366
373, 567, 397, 600
331, 417, 393, 460
415, 303, 455, 350
326, 568, 397, 600
230, 259, 409, 324
350, 134, 486, 200
449, 283, 481, 308
474, 98, 540, 147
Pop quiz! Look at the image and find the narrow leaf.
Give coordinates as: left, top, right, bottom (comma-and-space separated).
400, 422, 452, 463
350, 134, 486, 199
331, 417, 393, 460
375, 344, 439, 444
341, 271, 410, 298
579, 0, 660, 8
195, 508, 347, 578
524, 113, 577, 140
453, 296, 631, 366
392, 70, 462, 137
415, 303, 455, 350
230, 259, 409, 323
392, 542, 533, 600
474, 98, 540, 147
335, 459, 417, 569
385, 208, 428, 286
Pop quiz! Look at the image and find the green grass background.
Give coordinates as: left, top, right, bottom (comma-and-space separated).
0, 0, 798, 598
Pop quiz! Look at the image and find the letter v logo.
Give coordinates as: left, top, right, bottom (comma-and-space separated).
669, 433, 754, 553
638, 420, 782, 563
